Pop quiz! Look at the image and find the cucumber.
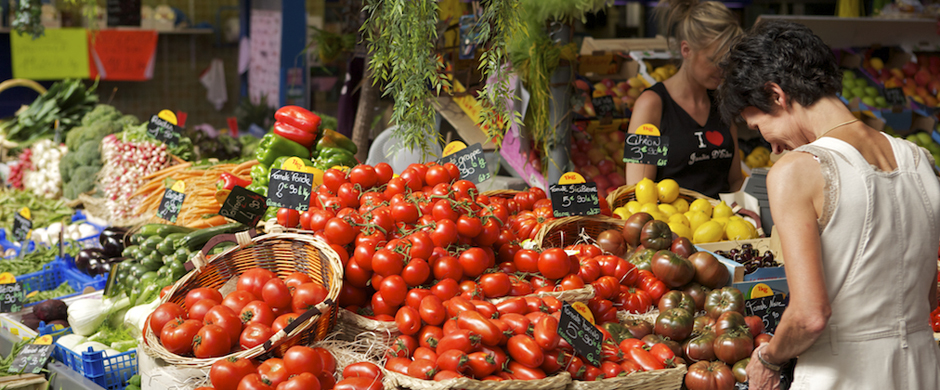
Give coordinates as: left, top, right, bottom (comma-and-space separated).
176, 223, 246, 252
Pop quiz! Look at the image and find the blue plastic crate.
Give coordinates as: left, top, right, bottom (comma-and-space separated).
41, 326, 137, 390
17, 257, 107, 307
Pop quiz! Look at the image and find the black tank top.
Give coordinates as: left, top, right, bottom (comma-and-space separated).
645, 83, 733, 198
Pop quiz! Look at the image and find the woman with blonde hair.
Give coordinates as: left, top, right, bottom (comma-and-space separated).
625, 0, 743, 198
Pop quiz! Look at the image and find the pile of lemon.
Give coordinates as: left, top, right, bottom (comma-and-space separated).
612, 178, 759, 244
744, 146, 773, 169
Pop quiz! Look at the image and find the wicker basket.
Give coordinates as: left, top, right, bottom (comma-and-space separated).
567, 366, 686, 390
488, 285, 596, 305
335, 308, 402, 348
617, 308, 661, 326
606, 185, 718, 211
481, 189, 522, 199
535, 216, 626, 249
141, 229, 343, 368
388, 370, 571, 390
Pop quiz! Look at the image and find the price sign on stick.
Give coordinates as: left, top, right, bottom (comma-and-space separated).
592, 95, 617, 118
549, 172, 601, 217
266, 157, 314, 211
8, 336, 54, 374
744, 293, 789, 334
558, 302, 603, 366
156, 181, 186, 223
0, 283, 24, 313
220, 186, 268, 226
884, 88, 907, 106
146, 109, 182, 147
623, 124, 670, 167
12, 208, 31, 243
440, 141, 491, 184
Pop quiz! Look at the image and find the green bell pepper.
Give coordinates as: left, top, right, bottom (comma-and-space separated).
315, 128, 357, 154
317, 149, 358, 168
246, 182, 268, 197
255, 132, 311, 166
263, 206, 278, 222
250, 164, 271, 186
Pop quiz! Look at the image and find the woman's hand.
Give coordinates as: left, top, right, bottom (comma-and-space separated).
746, 346, 781, 390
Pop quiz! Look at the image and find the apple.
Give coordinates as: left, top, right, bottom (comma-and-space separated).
604, 140, 621, 154
583, 102, 596, 117
903, 62, 919, 77
928, 79, 940, 95
627, 77, 645, 89
925, 95, 938, 107
917, 86, 930, 100
597, 158, 616, 175
581, 164, 601, 178
576, 138, 592, 153
890, 68, 905, 80
592, 90, 607, 98
572, 154, 590, 168
574, 79, 590, 91
874, 96, 888, 107
608, 131, 626, 144
592, 174, 612, 192
864, 86, 879, 98
606, 172, 626, 188
916, 69, 933, 87
587, 147, 608, 164
602, 79, 615, 89
862, 96, 877, 107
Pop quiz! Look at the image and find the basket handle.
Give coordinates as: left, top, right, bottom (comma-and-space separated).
262, 299, 333, 351
730, 203, 765, 237
185, 228, 259, 272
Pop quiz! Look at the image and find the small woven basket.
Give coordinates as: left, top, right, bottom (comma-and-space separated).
617, 308, 661, 325
606, 185, 718, 211
566, 366, 687, 390
535, 216, 626, 249
388, 370, 572, 390
481, 189, 522, 200
488, 285, 596, 305
142, 229, 343, 368
334, 308, 402, 348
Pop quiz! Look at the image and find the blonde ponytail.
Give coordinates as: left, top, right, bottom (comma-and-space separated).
654, 0, 741, 57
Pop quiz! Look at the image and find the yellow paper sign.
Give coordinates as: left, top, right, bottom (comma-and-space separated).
305, 167, 325, 186
158, 109, 178, 126
558, 172, 587, 185
749, 283, 774, 299
443, 141, 468, 157
11, 28, 90, 80
0, 273, 16, 284
636, 124, 661, 136
281, 157, 307, 172
33, 335, 53, 345
170, 180, 186, 193
18, 208, 30, 220
571, 302, 595, 325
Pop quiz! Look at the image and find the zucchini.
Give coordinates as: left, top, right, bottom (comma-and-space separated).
136, 224, 195, 238
157, 233, 187, 255
141, 235, 164, 252
176, 223, 246, 252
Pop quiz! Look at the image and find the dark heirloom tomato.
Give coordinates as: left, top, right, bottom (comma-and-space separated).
714, 311, 748, 337
732, 358, 749, 383
704, 287, 745, 319
685, 360, 736, 390
689, 251, 730, 289
639, 220, 673, 251
628, 248, 655, 271
622, 212, 654, 247
693, 315, 717, 334
682, 331, 717, 362
670, 237, 696, 258
658, 290, 697, 314
622, 318, 653, 339
651, 250, 695, 288
682, 282, 710, 311
713, 330, 753, 365
744, 316, 765, 338
654, 307, 694, 341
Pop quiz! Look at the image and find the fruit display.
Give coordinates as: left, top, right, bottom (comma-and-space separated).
863, 53, 940, 107
713, 243, 780, 275
840, 70, 890, 108
572, 63, 676, 116
571, 130, 627, 199
894, 130, 940, 167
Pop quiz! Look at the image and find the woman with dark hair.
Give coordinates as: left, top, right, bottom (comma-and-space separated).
718, 19, 940, 389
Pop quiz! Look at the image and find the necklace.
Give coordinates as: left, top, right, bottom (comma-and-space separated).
815, 119, 860, 141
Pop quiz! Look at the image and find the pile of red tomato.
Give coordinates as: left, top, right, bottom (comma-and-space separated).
197, 345, 337, 390
147, 268, 329, 358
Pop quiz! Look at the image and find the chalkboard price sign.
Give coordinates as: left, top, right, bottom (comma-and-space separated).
558, 302, 603, 366
8, 341, 54, 374
440, 143, 491, 184
884, 87, 906, 106
549, 182, 601, 218
744, 293, 789, 334
156, 187, 186, 223
592, 95, 617, 118
220, 186, 268, 226
266, 169, 313, 211
0, 283, 24, 314
147, 114, 182, 147
12, 210, 31, 243
623, 134, 670, 167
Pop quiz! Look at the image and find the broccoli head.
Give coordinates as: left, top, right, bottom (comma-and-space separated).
60, 140, 102, 183
117, 114, 140, 128
63, 166, 100, 200
81, 104, 122, 127
66, 121, 122, 151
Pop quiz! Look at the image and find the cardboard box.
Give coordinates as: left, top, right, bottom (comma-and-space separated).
578, 36, 672, 80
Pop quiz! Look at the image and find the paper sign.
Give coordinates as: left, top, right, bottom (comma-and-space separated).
0, 274, 16, 285
147, 111, 182, 147
220, 186, 268, 226
558, 302, 603, 366
12, 208, 32, 243
266, 169, 313, 211
11, 28, 90, 80
156, 187, 186, 223
281, 157, 307, 172
89, 29, 157, 80
8, 341, 54, 374
636, 123, 661, 136
571, 302, 595, 325
440, 143, 491, 184
744, 293, 788, 334
623, 133, 670, 167
443, 141, 468, 157
0, 283, 24, 313
549, 182, 601, 217
592, 95, 617, 118
558, 172, 587, 185
884, 88, 906, 106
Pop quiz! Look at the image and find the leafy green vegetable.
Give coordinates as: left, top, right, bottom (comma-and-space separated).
121, 123, 194, 161
85, 319, 136, 350
0, 188, 73, 229
0, 79, 99, 143
25, 282, 75, 304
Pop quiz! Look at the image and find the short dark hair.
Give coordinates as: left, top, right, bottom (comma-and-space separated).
717, 19, 841, 123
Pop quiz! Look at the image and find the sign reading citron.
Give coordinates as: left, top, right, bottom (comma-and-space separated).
656, 179, 679, 203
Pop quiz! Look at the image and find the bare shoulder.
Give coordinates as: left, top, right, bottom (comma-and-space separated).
767, 152, 824, 196
627, 91, 664, 133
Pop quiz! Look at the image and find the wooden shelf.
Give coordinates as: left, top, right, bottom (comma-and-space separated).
756, 15, 940, 49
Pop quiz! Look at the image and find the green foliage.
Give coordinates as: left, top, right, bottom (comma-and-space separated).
81, 105, 122, 127
1, 79, 98, 143
11, 0, 43, 39
60, 140, 101, 184
116, 114, 141, 128
476, 0, 522, 147
63, 166, 99, 200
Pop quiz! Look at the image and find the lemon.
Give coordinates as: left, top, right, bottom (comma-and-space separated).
693, 221, 724, 244
669, 222, 693, 240
635, 178, 659, 205
671, 198, 689, 213
640, 202, 661, 216
688, 211, 711, 233
614, 207, 632, 220
656, 179, 679, 203
726, 219, 757, 240
658, 204, 678, 217
690, 198, 713, 217
626, 201, 642, 214
713, 201, 734, 219
669, 213, 690, 227
652, 212, 668, 222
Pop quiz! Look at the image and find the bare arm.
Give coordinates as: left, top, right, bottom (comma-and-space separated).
747, 152, 832, 389
625, 90, 663, 187
728, 122, 745, 192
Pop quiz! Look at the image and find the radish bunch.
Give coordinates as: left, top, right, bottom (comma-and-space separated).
99, 134, 170, 220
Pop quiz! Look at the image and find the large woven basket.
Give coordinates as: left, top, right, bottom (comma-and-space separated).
535, 216, 626, 249
606, 185, 718, 211
481, 189, 522, 200
335, 308, 402, 348
567, 366, 686, 390
488, 285, 596, 305
388, 370, 572, 390
142, 229, 344, 367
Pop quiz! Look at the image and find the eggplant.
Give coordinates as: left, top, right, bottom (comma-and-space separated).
101, 235, 125, 258
100, 227, 131, 249
76, 248, 106, 274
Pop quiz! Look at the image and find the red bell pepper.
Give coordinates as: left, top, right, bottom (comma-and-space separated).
273, 121, 316, 148
216, 172, 252, 191
275, 106, 321, 136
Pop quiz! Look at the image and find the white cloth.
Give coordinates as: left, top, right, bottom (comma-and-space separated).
199, 59, 227, 111
790, 134, 940, 389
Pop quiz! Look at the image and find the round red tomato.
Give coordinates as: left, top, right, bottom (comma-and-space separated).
188, 299, 217, 323
271, 313, 300, 333
458, 248, 490, 278
538, 248, 571, 280
186, 288, 223, 309
333, 377, 382, 390
313, 346, 336, 374
371, 249, 404, 277
193, 324, 231, 358
402, 259, 431, 287
161, 318, 202, 356
685, 360, 736, 390
204, 305, 243, 345
418, 295, 446, 326
275, 372, 320, 390
432, 256, 462, 281
258, 358, 289, 387
239, 301, 274, 326
378, 275, 408, 306
277, 208, 300, 228
395, 306, 421, 335
210, 356, 256, 390
283, 346, 323, 376
237, 374, 273, 390
479, 273, 511, 298
239, 322, 273, 350
261, 278, 292, 310
237, 268, 276, 298
292, 283, 328, 314
149, 303, 186, 336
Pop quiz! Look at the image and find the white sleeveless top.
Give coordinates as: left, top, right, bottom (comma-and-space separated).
789, 134, 940, 389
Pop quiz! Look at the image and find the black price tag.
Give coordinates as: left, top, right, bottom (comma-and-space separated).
266, 169, 313, 211
549, 182, 601, 217
12, 212, 31, 243
220, 186, 267, 226
156, 187, 186, 223
884, 87, 906, 106
623, 134, 670, 167
558, 302, 603, 366
8, 342, 54, 374
744, 293, 788, 334
440, 143, 491, 184
592, 95, 617, 118
0, 283, 24, 313
147, 114, 182, 147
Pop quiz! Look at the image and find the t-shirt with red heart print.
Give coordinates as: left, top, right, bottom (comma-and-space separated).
641, 83, 734, 198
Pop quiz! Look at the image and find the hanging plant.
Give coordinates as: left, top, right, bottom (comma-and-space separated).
12, 0, 100, 39
474, 0, 522, 147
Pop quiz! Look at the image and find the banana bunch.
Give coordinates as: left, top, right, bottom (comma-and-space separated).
744, 146, 773, 169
